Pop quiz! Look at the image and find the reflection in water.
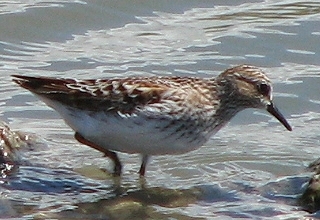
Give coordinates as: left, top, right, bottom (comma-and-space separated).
34, 181, 240, 219
2, 166, 309, 219
0, 153, 312, 219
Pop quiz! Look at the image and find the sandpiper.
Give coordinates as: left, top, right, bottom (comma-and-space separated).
12, 65, 292, 176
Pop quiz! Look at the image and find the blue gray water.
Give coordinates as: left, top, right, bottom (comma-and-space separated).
0, 0, 320, 219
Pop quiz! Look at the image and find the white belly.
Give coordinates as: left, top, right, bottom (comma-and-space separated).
47, 104, 215, 155
68, 111, 208, 155
38, 96, 221, 155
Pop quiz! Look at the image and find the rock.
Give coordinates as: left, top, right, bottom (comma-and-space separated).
299, 158, 320, 213
0, 121, 35, 178
299, 173, 320, 213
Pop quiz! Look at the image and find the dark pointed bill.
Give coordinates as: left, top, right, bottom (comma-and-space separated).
267, 102, 292, 131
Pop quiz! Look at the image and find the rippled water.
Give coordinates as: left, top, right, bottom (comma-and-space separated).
1, 0, 320, 219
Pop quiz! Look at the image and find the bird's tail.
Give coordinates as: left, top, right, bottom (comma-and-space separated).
12, 75, 75, 94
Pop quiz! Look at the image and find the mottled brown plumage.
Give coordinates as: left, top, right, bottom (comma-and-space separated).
12, 64, 292, 176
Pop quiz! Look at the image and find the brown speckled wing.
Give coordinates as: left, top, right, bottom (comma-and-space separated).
12, 75, 178, 114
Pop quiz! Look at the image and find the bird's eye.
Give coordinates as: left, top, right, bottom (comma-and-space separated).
257, 82, 270, 96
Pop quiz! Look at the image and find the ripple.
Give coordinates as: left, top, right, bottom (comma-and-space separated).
0, 0, 319, 218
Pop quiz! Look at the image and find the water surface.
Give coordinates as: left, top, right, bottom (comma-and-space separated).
0, 0, 320, 219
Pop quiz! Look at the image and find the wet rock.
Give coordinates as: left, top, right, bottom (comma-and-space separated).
0, 121, 35, 178
299, 158, 320, 213
307, 158, 320, 174
299, 174, 320, 213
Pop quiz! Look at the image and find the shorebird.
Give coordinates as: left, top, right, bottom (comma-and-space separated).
12, 65, 292, 176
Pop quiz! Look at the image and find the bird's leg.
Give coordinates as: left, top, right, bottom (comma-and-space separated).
74, 132, 122, 176
139, 155, 149, 177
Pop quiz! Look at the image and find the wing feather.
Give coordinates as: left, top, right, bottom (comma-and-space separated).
12, 75, 218, 116
12, 75, 172, 113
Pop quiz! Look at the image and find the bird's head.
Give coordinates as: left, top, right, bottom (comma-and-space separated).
217, 65, 292, 131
